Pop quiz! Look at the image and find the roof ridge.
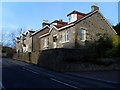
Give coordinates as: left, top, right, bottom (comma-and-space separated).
67, 10, 86, 16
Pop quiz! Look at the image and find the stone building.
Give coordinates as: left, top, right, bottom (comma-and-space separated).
32, 24, 50, 52
16, 29, 35, 53
39, 4, 116, 50
16, 4, 117, 52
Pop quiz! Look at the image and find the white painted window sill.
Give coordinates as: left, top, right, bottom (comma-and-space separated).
81, 40, 86, 42
61, 40, 69, 44
44, 46, 49, 48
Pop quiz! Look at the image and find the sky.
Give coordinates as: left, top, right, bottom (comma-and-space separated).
1, 2, 119, 46
2, 2, 118, 31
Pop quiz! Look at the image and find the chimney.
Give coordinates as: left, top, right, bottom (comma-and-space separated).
59, 19, 63, 22
91, 3, 99, 11
42, 20, 50, 27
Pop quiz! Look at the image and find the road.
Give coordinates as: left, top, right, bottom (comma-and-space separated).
1, 58, 120, 89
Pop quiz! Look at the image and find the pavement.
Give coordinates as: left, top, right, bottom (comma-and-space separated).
1, 58, 120, 89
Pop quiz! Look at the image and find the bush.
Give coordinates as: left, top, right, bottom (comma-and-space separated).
85, 33, 120, 58
95, 33, 113, 57
105, 47, 118, 57
96, 58, 115, 66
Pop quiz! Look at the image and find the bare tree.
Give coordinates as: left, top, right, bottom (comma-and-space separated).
10, 32, 16, 48
18, 28, 25, 35
0, 28, 7, 47
10, 28, 26, 48
0, 28, 26, 48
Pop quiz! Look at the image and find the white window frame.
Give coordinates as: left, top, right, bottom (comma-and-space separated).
68, 15, 72, 23
80, 29, 86, 42
65, 31, 69, 42
44, 37, 49, 48
68, 14, 77, 23
61, 31, 69, 43
61, 32, 65, 43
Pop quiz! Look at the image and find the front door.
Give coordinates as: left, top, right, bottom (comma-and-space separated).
53, 42, 57, 48
53, 35, 57, 48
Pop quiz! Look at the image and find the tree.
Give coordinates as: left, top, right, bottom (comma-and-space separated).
17, 28, 26, 35
10, 32, 16, 48
10, 28, 26, 48
94, 33, 113, 57
0, 28, 26, 48
0, 28, 8, 47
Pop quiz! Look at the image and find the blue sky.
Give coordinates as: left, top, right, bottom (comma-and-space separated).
2, 2, 118, 36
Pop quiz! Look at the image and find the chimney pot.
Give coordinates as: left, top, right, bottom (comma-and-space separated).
42, 20, 50, 27
91, 3, 99, 11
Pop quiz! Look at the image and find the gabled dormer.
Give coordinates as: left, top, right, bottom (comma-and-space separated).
26, 29, 35, 37
42, 20, 50, 27
67, 10, 86, 24
16, 37, 20, 43
50, 20, 68, 28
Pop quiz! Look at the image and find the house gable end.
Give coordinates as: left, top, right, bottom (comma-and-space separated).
39, 25, 58, 38
32, 25, 50, 36
75, 11, 117, 42
97, 11, 117, 34
49, 26, 58, 34
74, 10, 117, 36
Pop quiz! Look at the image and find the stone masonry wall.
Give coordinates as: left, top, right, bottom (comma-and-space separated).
76, 11, 116, 45
13, 48, 87, 71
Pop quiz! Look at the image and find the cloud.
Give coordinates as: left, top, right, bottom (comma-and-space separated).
8, 24, 19, 30
2, 24, 19, 33
1, 24, 19, 39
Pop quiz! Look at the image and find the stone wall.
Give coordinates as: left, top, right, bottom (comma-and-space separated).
31, 52, 40, 64
37, 48, 87, 71
13, 48, 87, 71
75, 11, 116, 48
32, 27, 50, 52
13, 48, 120, 72
24, 36, 32, 52
13, 52, 30, 63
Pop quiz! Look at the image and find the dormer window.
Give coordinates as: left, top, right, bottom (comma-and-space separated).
68, 14, 77, 23
67, 10, 86, 24
50, 20, 58, 27
68, 15, 72, 23
50, 20, 68, 28
53, 23, 57, 25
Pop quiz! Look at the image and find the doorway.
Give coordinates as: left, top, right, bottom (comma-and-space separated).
53, 35, 57, 48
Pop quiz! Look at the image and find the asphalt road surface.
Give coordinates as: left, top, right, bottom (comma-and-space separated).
1, 58, 120, 89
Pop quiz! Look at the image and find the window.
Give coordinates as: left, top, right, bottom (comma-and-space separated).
66, 31, 69, 41
68, 15, 72, 23
53, 36, 57, 42
73, 14, 75, 18
62, 31, 69, 43
62, 32, 65, 42
80, 29, 86, 41
44, 37, 49, 47
68, 14, 77, 23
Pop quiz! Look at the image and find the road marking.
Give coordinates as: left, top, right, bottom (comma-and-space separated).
22, 67, 39, 75
50, 78, 79, 89
9, 60, 56, 77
